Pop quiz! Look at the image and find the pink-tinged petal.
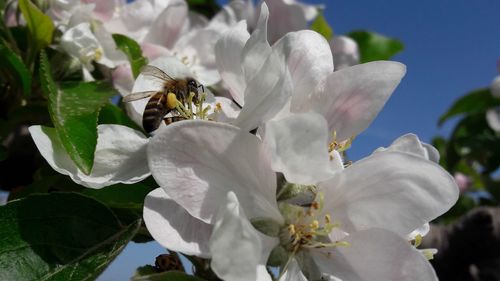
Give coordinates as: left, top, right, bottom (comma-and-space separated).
312, 228, 438, 281
273, 30, 333, 112
233, 50, 292, 131
144, 188, 212, 257
263, 0, 312, 43
143, 0, 188, 48
141, 43, 170, 60
112, 64, 135, 97
241, 2, 272, 83
81, 0, 116, 21
310, 61, 406, 142
215, 21, 250, 105
29, 125, 150, 189
210, 192, 273, 281
374, 133, 439, 163
264, 113, 335, 185
147, 121, 283, 224
330, 35, 360, 71
319, 151, 459, 237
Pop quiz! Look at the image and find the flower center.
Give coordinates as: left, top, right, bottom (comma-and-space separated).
279, 193, 349, 253
168, 91, 221, 122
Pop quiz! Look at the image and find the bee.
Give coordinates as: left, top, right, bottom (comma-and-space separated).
122, 65, 204, 133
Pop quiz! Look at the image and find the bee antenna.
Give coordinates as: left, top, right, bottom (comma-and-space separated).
198, 84, 205, 93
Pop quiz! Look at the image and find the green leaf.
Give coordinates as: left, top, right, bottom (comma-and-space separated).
0, 193, 140, 281
18, 0, 54, 50
438, 88, 500, 125
310, 12, 333, 41
83, 182, 153, 212
98, 103, 143, 131
132, 271, 205, 281
346, 30, 404, 63
40, 51, 117, 174
0, 43, 32, 97
112, 34, 148, 78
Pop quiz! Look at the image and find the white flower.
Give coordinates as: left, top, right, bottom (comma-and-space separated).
212, 0, 321, 43
48, 0, 124, 29
143, 120, 459, 280
486, 75, 500, 132
29, 125, 150, 189
215, 3, 406, 184
60, 22, 126, 78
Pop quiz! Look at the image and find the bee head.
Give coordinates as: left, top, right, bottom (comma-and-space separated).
187, 78, 204, 103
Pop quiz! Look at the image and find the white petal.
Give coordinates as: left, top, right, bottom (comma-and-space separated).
147, 121, 283, 224
143, 0, 188, 48
206, 96, 241, 123
60, 22, 100, 71
210, 192, 265, 281
312, 228, 438, 281
319, 151, 459, 237
93, 23, 127, 66
486, 108, 500, 132
143, 188, 212, 257
374, 133, 439, 163
233, 50, 292, 131
272, 30, 333, 112
279, 258, 307, 281
264, 113, 335, 185
29, 125, 150, 189
241, 2, 272, 83
407, 223, 430, 240
215, 20, 250, 106
330, 35, 360, 71
310, 61, 406, 142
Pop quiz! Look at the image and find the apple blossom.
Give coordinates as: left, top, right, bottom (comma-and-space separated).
143, 120, 459, 280
60, 22, 126, 79
215, 3, 405, 184
30, 55, 237, 189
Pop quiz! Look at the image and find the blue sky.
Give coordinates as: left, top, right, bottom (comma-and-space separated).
98, 1, 500, 280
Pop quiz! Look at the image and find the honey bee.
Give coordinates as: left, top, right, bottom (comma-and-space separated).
123, 65, 204, 133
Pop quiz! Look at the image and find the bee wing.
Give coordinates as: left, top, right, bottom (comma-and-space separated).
122, 91, 157, 102
140, 65, 176, 83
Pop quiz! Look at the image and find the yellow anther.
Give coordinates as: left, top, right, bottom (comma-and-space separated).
310, 220, 319, 230
413, 234, 423, 247
166, 93, 178, 110
288, 224, 296, 235
325, 214, 331, 224
181, 56, 189, 65
311, 201, 319, 210
94, 48, 103, 61
215, 102, 222, 112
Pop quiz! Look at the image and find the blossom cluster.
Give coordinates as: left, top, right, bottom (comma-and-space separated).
28, 0, 459, 280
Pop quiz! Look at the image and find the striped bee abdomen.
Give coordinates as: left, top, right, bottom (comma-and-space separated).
163, 116, 186, 126
142, 92, 169, 133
